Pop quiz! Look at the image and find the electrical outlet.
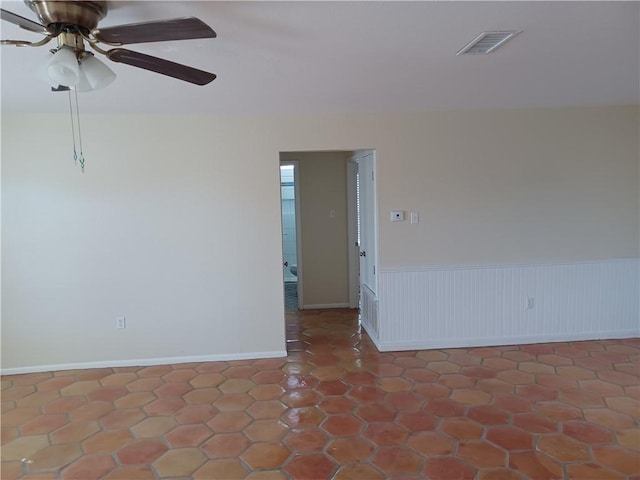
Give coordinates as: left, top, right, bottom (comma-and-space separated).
116, 316, 126, 329
527, 298, 535, 310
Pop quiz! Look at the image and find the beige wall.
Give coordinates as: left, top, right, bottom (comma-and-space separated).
281, 152, 350, 307
376, 107, 640, 268
2, 106, 638, 370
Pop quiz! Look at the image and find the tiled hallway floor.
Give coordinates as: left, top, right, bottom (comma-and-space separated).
2, 309, 639, 479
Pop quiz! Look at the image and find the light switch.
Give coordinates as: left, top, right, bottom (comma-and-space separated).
410, 211, 419, 224
329, 209, 336, 218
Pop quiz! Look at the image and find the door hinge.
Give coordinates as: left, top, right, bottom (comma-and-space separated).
371, 171, 374, 182
373, 265, 376, 275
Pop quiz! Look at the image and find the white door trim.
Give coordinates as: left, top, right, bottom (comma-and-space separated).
346, 158, 359, 309
354, 150, 378, 296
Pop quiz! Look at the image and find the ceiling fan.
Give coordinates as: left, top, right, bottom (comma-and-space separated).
1, 0, 217, 89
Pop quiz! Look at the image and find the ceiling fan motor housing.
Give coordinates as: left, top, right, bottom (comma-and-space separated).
26, 0, 107, 32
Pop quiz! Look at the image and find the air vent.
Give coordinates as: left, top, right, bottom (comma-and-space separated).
456, 30, 521, 55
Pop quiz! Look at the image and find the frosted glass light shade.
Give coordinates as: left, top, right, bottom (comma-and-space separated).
74, 67, 93, 92
79, 54, 116, 91
40, 47, 79, 87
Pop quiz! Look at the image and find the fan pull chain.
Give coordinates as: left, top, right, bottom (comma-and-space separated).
74, 89, 85, 172
67, 90, 86, 172
67, 91, 78, 165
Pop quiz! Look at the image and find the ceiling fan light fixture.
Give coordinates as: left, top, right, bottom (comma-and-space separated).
78, 53, 116, 91
74, 65, 93, 92
41, 46, 80, 86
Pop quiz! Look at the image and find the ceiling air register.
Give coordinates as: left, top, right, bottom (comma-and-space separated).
456, 31, 521, 55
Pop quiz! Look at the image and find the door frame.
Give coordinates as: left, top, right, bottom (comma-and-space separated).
280, 160, 304, 309
352, 150, 378, 296
346, 158, 359, 309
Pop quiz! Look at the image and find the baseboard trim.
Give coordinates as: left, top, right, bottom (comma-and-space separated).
1, 350, 288, 376
302, 303, 350, 309
377, 330, 640, 352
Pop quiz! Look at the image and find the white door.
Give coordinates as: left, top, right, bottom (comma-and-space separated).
357, 152, 377, 295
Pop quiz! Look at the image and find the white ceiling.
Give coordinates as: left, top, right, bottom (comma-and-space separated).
1, 1, 638, 115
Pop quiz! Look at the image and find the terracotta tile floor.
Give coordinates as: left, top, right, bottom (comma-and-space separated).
2, 308, 639, 479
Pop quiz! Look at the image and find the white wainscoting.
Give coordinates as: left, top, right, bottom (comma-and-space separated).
377, 258, 639, 351
361, 285, 381, 348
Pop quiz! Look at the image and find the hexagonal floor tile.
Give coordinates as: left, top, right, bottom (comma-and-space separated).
364, 423, 408, 446
193, 459, 248, 480
117, 439, 168, 464
372, 446, 422, 476
322, 415, 364, 436
245, 419, 289, 442
27, 443, 83, 473
131, 417, 176, 438
242, 442, 291, 469
281, 407, 325, 428
423, 457, 476, 480
61, 454, 116, 480
164, 424, 212, 448
457, 441, 507, 469
153, 448, 207, 477
485, 426, 533, 451
407, 431, 454, 456
202, 432, 251, 458
285, 453, 336, 479
283, 428, 329, 452
333, 464, 385, 480
537, 434, 591, 462
327, 436, 375, 463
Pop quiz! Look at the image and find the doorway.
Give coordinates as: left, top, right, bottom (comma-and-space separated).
279, 150, 376, 314
280, 162, 301, 310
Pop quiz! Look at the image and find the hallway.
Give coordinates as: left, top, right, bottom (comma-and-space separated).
2, 309, 639, 479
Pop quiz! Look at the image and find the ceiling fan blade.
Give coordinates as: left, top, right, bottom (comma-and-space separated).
106, 48, 216, 86
94, 17, 216, 45
1, 8, 49, 34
